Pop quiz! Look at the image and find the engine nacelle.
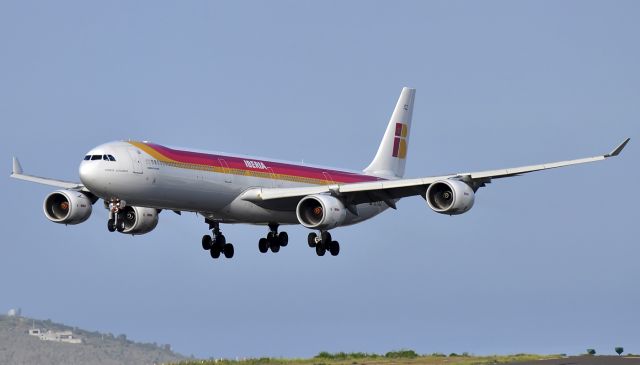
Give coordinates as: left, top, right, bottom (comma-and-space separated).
120, 206, 159, 235
296, 194, 347, 230
43, 190, 93, 224
426, 179, 475, 215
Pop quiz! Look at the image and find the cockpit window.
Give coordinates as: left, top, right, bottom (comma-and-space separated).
86, 154, 116, 161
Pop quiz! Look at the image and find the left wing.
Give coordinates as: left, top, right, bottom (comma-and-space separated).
10, 157, 86, 191
241, 138, 630, 208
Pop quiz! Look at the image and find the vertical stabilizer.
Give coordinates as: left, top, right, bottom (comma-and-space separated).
364, 87, 415, 178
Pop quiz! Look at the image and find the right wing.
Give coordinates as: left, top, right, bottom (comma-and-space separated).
10, 157, 86, 191
241, 138, 630, 209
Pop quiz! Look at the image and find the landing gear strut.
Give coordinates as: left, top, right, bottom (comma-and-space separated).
308, 231, 340, 257
202, 220, 234, 260
106, 198, 126, 233
258, 223, 288, 254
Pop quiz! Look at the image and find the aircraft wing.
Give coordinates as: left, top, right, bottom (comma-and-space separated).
10, 157, 86, 191
241, 138, 630, 208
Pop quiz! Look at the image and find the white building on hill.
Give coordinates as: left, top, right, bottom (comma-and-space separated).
28, 329, 82, 344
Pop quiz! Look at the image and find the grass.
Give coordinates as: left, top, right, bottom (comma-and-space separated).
172, 352, 564, 365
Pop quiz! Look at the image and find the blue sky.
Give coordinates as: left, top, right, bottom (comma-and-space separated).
1, 0, 638, 359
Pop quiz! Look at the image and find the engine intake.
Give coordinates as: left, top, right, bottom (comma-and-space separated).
296, 194, 347, 230
426, 180, 475, 215
120, 206, 159, 235
43, 190, 93, 224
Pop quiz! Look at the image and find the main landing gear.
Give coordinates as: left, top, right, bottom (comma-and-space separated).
307, 231, 340, 257
106, 199, 126, 233
202, 220, 234, 260
258, 223, 288, 254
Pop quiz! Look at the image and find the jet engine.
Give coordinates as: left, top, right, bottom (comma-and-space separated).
296, 194, 347, 230
426, 179, 475, 215
43, 190, 93, 224
120, 206, 159, 235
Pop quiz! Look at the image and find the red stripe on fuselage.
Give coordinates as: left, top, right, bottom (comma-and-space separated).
145, 143, 383, 184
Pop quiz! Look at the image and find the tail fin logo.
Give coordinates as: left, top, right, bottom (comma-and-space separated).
392, 123, 408, 159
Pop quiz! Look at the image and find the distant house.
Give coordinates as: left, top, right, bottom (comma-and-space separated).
28, 328, 82, 344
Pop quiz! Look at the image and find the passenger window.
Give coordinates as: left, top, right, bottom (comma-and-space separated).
103, 155, 108, 160
91, 155, 101, 160
108, 155, 116, 161
84, 155, 91, 161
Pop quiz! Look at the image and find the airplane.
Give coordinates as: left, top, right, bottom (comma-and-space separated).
10, 88, 629, 261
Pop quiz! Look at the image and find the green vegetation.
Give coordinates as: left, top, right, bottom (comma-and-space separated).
173, 351, 563, 365
587, 349, 596, 355
384, 349, 419, 358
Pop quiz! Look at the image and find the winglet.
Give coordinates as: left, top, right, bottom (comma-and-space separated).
605, 138, 630, 158
12, 157, 23, 175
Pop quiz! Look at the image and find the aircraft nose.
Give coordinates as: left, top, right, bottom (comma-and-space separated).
79, 161, 100, 190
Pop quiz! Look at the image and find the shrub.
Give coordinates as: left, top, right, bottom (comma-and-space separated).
430, 353, 446, 357
314, 352, 377, 360
449, 353, 459, 357
315, 352, 332, 359
384, 350, 418, 358
587, 349, 596, 355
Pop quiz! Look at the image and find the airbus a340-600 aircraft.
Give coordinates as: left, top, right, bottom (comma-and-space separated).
11, 88, 629, 261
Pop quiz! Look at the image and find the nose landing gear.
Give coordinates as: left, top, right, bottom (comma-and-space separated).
106, 198, 126, 233
202, 220, 234, 260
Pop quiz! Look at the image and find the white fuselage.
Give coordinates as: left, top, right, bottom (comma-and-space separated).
79, 141, 390, 226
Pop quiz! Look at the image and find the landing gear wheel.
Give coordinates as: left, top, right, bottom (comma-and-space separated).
214, 234, 226, 246
202, 235, 212, 250
258, 238, 269, 253
270, 240, 281, 253
308, 232, 317, 247
315, 243, 326, 256
321, 231, 332, 244
329, 241, 340, 256
278, 232, 288, 247
116, 219, 125, 232
107, 219, 116, 232
223, 243, 234, 258
210, 246, 221, 259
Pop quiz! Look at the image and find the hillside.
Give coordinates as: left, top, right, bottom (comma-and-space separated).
0, 314, 188, 365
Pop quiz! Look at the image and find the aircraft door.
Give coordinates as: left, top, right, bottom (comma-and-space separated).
322, 172, 334, 185
128, 148, 143, 174
218, 159, 233, 183
267, 167, 279, 188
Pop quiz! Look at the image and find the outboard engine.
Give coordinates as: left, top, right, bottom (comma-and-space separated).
426, 180, 475, 215
43, 190, 93, 224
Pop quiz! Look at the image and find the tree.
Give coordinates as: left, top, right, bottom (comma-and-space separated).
587, 349, 596, 355
615, 347, 624, 356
